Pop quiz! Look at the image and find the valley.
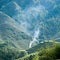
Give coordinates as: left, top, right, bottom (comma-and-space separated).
0, 0, 60, 60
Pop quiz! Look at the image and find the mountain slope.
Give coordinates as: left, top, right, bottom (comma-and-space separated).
0, 11, 32, 50
0, 0, 60, 49
26, 41, 53, 54
19, 43, 60, 60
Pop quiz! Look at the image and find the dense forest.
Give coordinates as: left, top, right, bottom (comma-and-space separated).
0, 41, 60, 60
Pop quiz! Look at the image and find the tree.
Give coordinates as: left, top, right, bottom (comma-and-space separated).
33, 55, 39, 60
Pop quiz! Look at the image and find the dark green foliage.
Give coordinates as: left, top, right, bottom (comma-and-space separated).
0, 42, 28, 60
0, 41, 60, 60
38, 43, 60, 60
27, 42, 53, 54
39, 56, 54, 60
20, 43, 60, 60
18, 51, 28, 58
33, 55, 39, 60
53, 44, 60, 59
19, 55, 35, 60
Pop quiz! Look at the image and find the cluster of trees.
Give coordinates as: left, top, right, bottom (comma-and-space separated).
33, 43, 60, 60
0, 42, 28, 60
0, 41, 60, 60
19, 43, 60, 60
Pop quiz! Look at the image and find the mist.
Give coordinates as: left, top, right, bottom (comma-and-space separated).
29, 28, 40, 48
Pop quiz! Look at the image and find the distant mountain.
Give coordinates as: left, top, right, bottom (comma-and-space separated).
0, 11, 32, 50
0, 0, 60, 49
27, 41, 53, 54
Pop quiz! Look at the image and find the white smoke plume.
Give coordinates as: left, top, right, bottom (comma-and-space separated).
29, 28, 40, 48
29, 22, 46, 48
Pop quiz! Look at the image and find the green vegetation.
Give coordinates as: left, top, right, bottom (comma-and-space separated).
19, 42, 60, 60
0, 42, 28, 60
33, 55, 39, 60
0, 41, 60, 60
27, 42, 53, 54
33, 43, 60, 60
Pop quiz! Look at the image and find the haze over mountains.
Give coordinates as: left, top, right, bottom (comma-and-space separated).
0, 11, 32, 49
0, 0, 60, 49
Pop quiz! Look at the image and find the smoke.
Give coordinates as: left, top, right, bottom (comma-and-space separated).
29, 28, 40, 48
29, 22, 46, 48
